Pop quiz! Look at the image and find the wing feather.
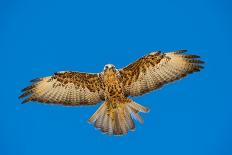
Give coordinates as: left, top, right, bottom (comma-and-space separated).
19, 71, 105, 105
119, 50, 204, 96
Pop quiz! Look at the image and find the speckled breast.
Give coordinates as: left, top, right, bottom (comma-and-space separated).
102, 71, 125, 101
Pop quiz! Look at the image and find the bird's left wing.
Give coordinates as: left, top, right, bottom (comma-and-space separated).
119, 50, 204, 97
19, 71, 105, 106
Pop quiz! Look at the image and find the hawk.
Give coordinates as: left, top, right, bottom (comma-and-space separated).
19, 50, 204, 135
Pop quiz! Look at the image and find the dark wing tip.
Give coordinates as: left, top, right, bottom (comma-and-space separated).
18, 94, 26, 99
30, 78, 42, 82
198, 65, 204, 69
19, 90, 33, 99
21, 84, 36, 92
21, 98, 31, 104
174, 50, 188, 54
188, 59, 205, 64
182, 54, 200, 59
198, 60, 205, 64
21, 100, 27, 104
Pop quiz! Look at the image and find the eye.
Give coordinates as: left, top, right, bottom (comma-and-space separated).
105, 66, 109, 70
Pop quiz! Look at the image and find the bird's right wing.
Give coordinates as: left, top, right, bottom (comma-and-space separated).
119, 50, 204, 97
19, 71, 105, 106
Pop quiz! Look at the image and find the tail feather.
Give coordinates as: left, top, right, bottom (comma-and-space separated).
101, 112, 108, 132
129, 107, 144, 124
128, 101, 149, 113
89, 103, 106, 123
124, 107, 135, 129
88, 99, 149, 135
94, 114, 104, 129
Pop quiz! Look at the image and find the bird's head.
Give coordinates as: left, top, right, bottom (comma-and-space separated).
103, 64, 116, 73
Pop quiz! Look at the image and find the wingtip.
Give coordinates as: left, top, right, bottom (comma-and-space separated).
21, 100, 28, 104
21, 98, 31, 104
199, 65, 204, 69
18, 95, 24, 99
21, 88, 27, 92
145, 107, 150, 113
189, 59, 205, 64
199, 60, 205, 64
21, 85, 34, 92
174, 50, 188, 54
30, 78, 42, 82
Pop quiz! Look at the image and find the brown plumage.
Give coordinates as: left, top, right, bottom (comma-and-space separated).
19, 50, 204, 135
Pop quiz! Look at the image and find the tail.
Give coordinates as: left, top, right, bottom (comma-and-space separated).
88, 99, 149, 135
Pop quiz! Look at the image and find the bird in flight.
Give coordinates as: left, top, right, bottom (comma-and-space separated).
19, 50, 204, 135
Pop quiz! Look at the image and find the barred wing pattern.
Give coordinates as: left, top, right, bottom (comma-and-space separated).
119, 50, 204, 97
19, 71, 105, 105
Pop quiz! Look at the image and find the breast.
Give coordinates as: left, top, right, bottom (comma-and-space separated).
103, 71, 124, 99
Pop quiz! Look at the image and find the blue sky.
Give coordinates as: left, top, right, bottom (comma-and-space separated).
0, 0, 231, 155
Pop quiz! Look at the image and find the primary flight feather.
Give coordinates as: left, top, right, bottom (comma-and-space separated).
19, 50, 204, 135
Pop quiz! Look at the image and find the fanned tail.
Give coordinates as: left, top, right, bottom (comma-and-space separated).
88, 99, 149, 135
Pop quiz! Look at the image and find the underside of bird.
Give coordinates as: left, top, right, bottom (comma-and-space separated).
19, 50, 204, 136
88, 98, 149, 135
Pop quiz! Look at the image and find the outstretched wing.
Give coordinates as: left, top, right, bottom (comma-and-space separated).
119, 50, 204, 97
19, 71, 105, 106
